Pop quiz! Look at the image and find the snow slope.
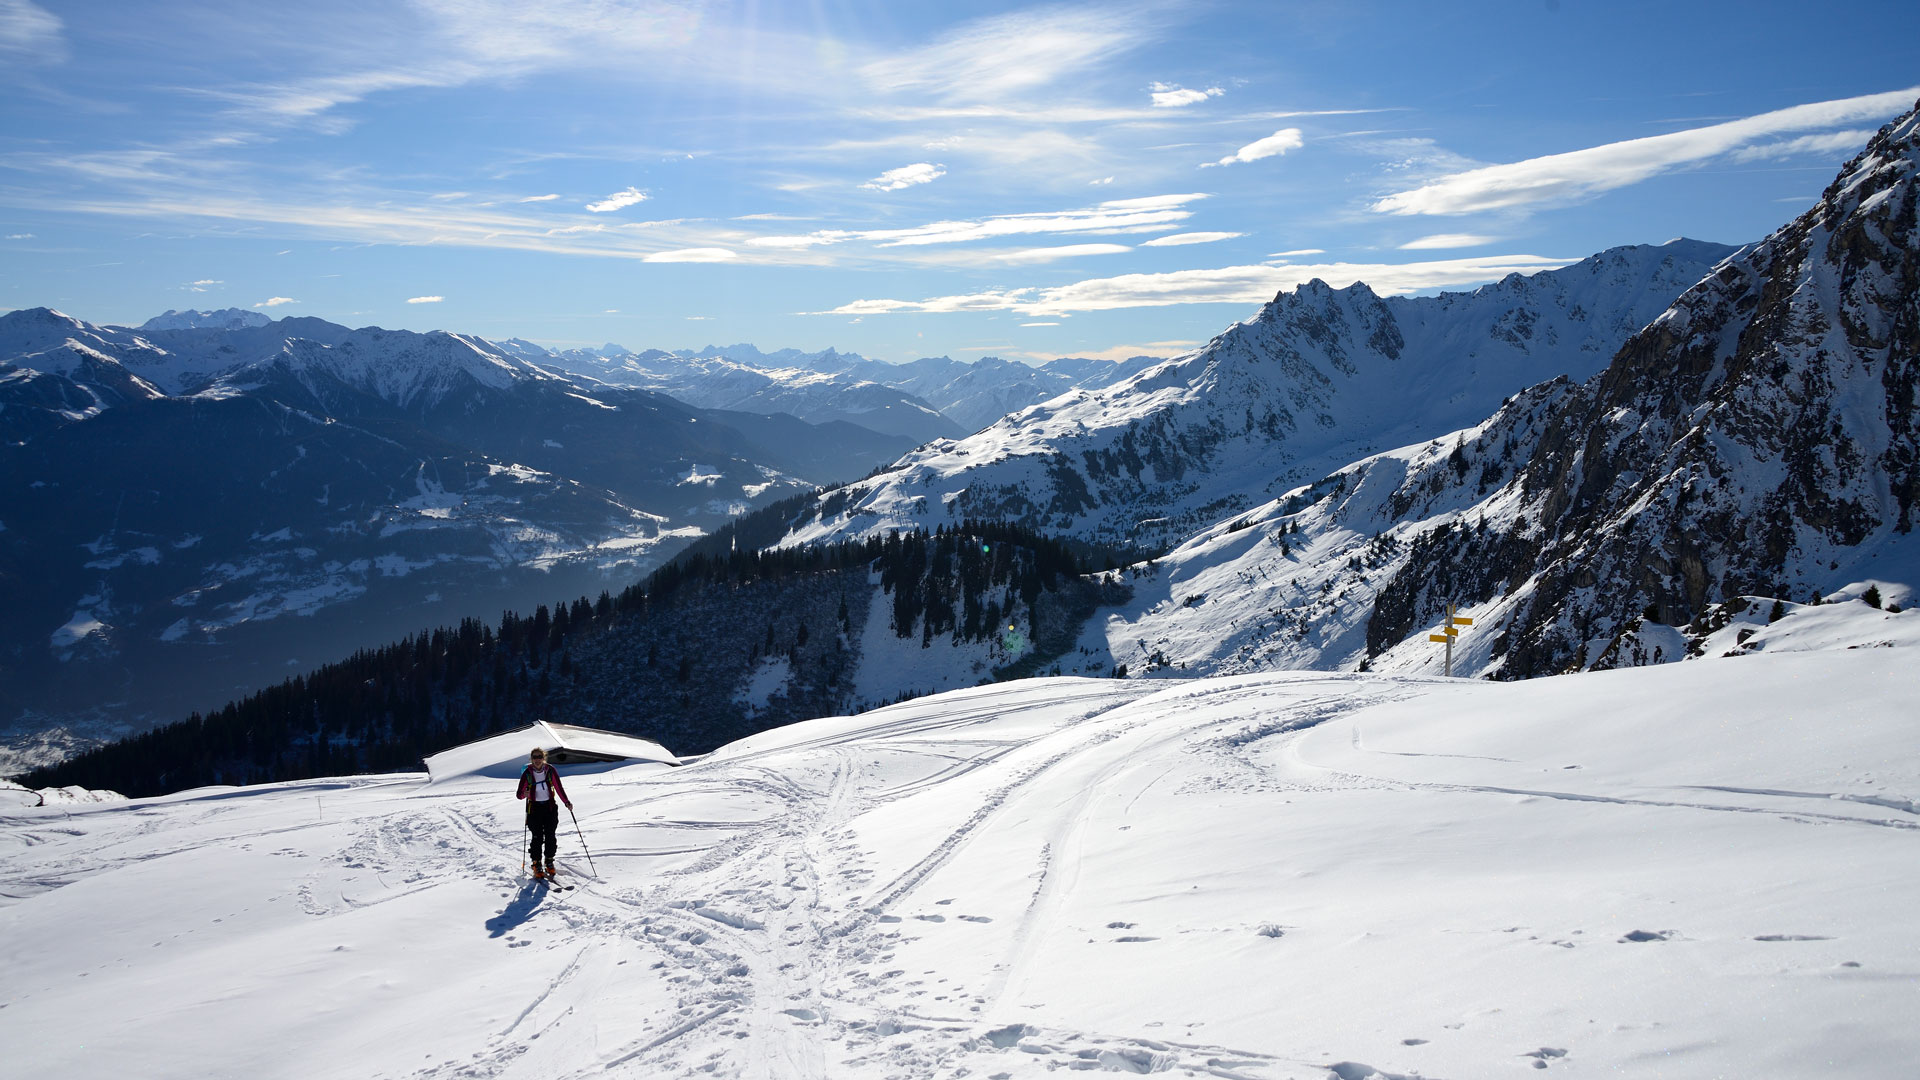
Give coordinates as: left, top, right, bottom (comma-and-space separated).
4, 650, 1914, 1078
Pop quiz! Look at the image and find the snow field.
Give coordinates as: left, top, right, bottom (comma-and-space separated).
2, 652, 1916, 1078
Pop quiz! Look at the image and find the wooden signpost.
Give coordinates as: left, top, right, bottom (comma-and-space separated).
1428, 603, 1474, 677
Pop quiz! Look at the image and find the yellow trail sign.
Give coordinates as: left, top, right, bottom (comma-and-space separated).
1450, 615, 1474, 626
1428, 634, 1451, 643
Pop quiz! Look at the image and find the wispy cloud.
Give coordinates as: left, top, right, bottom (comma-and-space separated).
1141, 231, 1242, 247
861, 5, 1158, 102
0, 0, 65, 64
1398, 233, 1497, 250
1089, 176, 1114, 185
586, 187, 649, 212
254, 296, 297, 308
188, 278, 221, 291
1269, 248, 1325, 257
642, 248, 736, 263
1727, 129, 1876, 164
406, 295, 444, 303
518, 193, 562, 202
745, 231, 856, 249
822, 253, 1573, 317
992, 243, 1131, 263
192, 3, 706, 132
863, 163, 946, 192
1150, 83, 1222, 108
1204, 127, 1304, 167
6, 232, 35, 240
1374, 89, 1919, 216
751, 193, 1208, 250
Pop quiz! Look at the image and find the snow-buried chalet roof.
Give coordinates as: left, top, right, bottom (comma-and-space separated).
424, 721, 679, 782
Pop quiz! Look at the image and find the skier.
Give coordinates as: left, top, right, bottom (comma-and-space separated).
516, 747, 572, 881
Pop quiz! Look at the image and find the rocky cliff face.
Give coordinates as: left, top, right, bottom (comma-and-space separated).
1365, 100, 1920, 677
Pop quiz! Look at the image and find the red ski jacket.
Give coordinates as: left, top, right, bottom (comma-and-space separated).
516, 764, 572, 808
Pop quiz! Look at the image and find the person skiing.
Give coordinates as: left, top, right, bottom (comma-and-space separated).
516, 747, 572, 881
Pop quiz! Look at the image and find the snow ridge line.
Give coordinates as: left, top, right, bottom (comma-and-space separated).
709, 685, 1154, 769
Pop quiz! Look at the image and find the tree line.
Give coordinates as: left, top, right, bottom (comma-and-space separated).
22, 522, 1099, 798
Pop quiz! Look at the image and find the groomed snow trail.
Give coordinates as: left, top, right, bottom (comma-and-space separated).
4, 654, 1918, 1079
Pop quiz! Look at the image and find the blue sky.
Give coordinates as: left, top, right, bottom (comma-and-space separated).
3, 0, 1917, 364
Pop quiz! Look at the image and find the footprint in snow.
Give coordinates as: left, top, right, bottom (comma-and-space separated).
1619, 929, 1673, 942
1325, 1063, 1404, 1079
1524, 1047, 1569, 1069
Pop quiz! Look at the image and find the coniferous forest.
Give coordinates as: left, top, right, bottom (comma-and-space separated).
24, 522, 1121, 798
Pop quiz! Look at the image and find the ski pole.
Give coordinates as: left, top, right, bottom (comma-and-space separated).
566, 803, 596, 877
520, 821, 528, 874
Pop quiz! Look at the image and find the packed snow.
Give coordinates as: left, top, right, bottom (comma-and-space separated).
4, 649, 1914, 1078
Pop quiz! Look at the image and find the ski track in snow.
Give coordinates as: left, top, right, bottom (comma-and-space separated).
4, 658, 1918, 1078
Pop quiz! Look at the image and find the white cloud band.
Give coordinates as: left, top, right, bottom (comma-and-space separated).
1150, 85, 1222, 108
824, 254, 1572, 317
1373, 89, 1920, 216
863, 162, 947, 191
1141, 231, 1243, 247
642, 248, 736, 263
586, 187, 649, 213
1206, 127, 1304, 167
1397, 233, 1497, 250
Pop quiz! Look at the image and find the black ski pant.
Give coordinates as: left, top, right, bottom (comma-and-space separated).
527, 799, 560, 866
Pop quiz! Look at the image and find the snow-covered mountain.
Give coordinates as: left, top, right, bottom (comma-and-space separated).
6, 646, 1916, 1078
0, 311, 922, 757
132, 307, 272, 331
533, 343, 1161, 439
870, 353, 1165, 434
1066, 100, 1920, 683
773, 239, 1738, 553
538, 348, 965, 441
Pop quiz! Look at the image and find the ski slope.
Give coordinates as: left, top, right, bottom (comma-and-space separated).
3, 651, 1916, 1079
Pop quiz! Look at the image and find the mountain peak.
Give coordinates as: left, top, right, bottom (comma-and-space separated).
137, 308, 272, 331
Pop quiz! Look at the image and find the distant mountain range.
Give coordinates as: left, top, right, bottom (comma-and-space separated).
528, 341, 1162, 439
0, 312, 958, 759
0, 306, 1165, 766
